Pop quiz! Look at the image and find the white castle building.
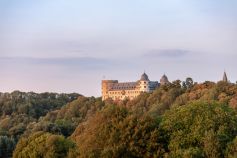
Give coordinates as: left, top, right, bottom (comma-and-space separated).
102, 73, 169, 101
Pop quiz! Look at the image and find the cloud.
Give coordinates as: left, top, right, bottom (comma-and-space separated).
0, 56, 115, 70
143, 49, 190, 58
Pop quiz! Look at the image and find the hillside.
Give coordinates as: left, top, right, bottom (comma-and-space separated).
0, 91, 81, 158
1, 80, 237, 157
69, 80, 237, 157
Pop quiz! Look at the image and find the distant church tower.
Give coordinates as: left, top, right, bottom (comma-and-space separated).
223, 71, 228, 82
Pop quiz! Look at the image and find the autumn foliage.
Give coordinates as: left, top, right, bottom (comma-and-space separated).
1, 80, 237, 157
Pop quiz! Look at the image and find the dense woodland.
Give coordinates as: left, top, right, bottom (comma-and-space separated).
0, 91, 81, 157
1, 79, 237, 158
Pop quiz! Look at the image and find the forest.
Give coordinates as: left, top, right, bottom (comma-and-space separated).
1, 79, 237, 158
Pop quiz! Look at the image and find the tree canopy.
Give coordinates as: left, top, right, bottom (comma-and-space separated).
0, 80, 236, 157
13, 131, 76, 158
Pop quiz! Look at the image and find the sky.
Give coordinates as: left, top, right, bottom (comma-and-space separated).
0, 0, 237, 96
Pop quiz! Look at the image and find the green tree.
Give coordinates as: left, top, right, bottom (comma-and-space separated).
0, 136, 16, 157
182, 77, 194, 90
160, 101, 237, 158
13, 131, 77, 158
72, 105, 165, 158
225, 136, 237, 158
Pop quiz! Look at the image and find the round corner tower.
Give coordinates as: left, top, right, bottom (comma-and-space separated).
139, 73, 150, 92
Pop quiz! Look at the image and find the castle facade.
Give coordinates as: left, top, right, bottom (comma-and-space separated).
102, 73, 169, 101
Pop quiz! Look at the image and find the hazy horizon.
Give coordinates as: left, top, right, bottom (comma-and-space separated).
1, 0, 237, 97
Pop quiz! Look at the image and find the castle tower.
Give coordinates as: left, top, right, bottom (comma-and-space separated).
223, 71, 228, 82
160, 74, 169, 85
139, 73, 150, 92
102, 80, 118, 100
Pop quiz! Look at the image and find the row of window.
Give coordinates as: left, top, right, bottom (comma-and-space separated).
111, 96, 135, 99
112, 86, 136, 90
109, 91, 140, 95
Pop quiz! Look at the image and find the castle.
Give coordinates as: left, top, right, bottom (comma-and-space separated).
102, 73, 169, 101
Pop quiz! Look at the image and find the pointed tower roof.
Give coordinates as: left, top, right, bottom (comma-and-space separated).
140, 72, 150, 81
160, 74, 169, 85
223, 71, 228, 82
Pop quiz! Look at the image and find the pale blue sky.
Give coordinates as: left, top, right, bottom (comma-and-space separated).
0, 0, 237, 96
